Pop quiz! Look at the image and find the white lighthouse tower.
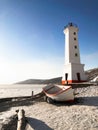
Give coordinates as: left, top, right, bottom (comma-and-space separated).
62, 23, 87, 84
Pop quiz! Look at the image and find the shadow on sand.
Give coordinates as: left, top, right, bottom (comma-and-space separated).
26, 117, 53, 130
0, 98, 34, 112
53, 96, 98, 107
1, 115, 17, 130
0, 96, 98, 113
76, 96, 98, 106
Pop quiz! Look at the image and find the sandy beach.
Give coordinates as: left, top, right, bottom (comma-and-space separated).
0, 85, 98, 130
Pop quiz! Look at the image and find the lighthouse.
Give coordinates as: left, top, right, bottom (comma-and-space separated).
62, 23, 87, 84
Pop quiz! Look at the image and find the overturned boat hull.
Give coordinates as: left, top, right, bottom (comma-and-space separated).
43, 84, 74, 102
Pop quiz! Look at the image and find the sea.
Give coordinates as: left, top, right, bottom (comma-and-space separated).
0, 84, 46, 99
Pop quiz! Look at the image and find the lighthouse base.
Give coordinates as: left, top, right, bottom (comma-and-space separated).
62, 63, 87, 85
62, 80, 87, 85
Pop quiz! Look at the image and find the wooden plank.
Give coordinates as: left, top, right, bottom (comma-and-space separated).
0, 96, 31, 102
16, 109, 26, 130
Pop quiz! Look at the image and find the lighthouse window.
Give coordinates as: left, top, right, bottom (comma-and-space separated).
74, 45, 77, 49
75, 53, 78, 56
74, 37, 76, 40
74, 32, 76, 35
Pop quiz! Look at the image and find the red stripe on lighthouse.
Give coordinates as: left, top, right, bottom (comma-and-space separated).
62, 80, 87, 84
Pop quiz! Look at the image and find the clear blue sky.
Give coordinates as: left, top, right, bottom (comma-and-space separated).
0, 0, 98, 84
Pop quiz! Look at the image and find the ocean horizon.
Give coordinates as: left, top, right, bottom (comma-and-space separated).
0, 84, 46, 98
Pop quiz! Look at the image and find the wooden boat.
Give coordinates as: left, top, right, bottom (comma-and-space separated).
43, 84, 74, 103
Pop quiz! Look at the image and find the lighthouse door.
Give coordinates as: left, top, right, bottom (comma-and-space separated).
65, 73, 68, 84
77, 73, 81, 81
65, 73, 68, 80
